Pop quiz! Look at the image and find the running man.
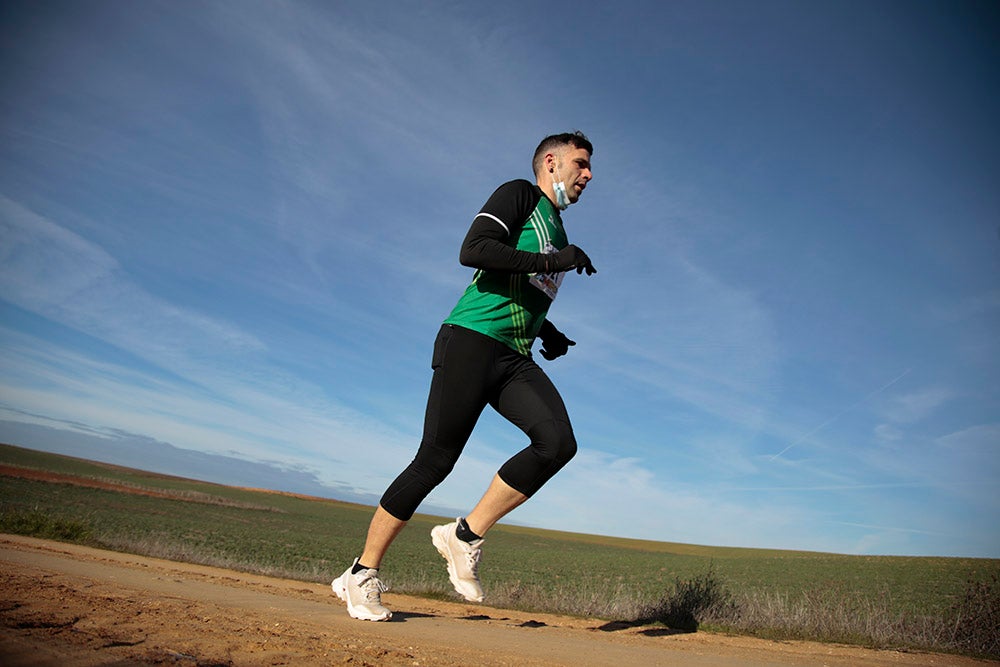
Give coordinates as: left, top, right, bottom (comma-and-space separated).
332, 131, 597, 621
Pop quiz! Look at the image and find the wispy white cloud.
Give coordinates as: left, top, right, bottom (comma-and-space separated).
0, 197, 266, 372
770, 368, 913, 460
854, 419, 1000, 521
878, 386, 953, 425
832, 520, 946, 536
0, 326, 417, 494
574, 259, 781, 435
0, 196, 118, 306
937, 423, 1000, 452
0, 195, 428, 490
929, 289, 1000, 322
874, 423, 903, 442
934, 424, 1000, 499
527, 448, 848, 551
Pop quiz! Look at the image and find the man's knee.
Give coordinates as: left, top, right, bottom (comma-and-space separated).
379, 444, 461, 520
411, 445, 460, 485
528, 419, 577, 466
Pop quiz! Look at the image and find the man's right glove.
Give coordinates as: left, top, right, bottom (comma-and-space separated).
551, 244, 597, 275
538, 322, 576, 360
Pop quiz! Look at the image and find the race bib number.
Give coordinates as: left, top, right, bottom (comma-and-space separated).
528, 242, 564, 300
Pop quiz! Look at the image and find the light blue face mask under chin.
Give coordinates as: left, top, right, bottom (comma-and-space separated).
551, 171, 570, 210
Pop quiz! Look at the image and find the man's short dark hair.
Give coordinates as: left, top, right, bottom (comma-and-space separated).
532, 131, 594, 176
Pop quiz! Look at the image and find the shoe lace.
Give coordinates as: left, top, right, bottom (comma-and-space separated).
358, 573, 389, 603
464, 542, 482, 576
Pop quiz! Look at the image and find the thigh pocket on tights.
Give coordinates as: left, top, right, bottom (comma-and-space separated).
431, 325, 454, 369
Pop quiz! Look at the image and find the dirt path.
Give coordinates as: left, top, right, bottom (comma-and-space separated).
0, 535, 990, 667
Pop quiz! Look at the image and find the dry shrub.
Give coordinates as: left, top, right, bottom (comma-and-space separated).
948, 574, 1000, 659
638, 567, 733, 632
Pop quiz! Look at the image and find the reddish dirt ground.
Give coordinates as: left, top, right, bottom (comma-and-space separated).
1, 534, 994, 667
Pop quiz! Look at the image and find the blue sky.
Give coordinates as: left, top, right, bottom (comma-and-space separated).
1, 0, 998, 558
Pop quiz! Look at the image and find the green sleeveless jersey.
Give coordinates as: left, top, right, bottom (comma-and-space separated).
444, 180, 568, 356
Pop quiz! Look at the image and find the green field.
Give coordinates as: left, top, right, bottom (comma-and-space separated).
1, 443, 997, 658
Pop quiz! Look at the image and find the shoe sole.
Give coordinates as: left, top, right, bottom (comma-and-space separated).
431, 526, 484, 603
331, 574, 392, 621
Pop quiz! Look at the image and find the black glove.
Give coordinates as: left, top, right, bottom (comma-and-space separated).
551, 244, 597, 275
539, 325, 576, 360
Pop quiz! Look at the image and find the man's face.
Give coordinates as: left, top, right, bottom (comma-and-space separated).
555, 146, 593, 204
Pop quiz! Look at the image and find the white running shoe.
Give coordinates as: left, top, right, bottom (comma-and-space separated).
332, 559, 392, 621
431, 518, 485, 603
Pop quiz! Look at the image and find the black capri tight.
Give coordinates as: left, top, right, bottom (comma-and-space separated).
379, 324, 577, 521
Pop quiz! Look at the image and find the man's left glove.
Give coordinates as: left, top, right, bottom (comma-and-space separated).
538, 322, 575, 360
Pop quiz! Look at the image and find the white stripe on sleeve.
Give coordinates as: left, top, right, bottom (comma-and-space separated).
474, 212, 510, 235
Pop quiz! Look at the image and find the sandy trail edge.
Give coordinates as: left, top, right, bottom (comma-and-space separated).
0, 534, 990, 667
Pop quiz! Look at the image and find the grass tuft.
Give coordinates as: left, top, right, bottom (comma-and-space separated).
0, 509, 93, 542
